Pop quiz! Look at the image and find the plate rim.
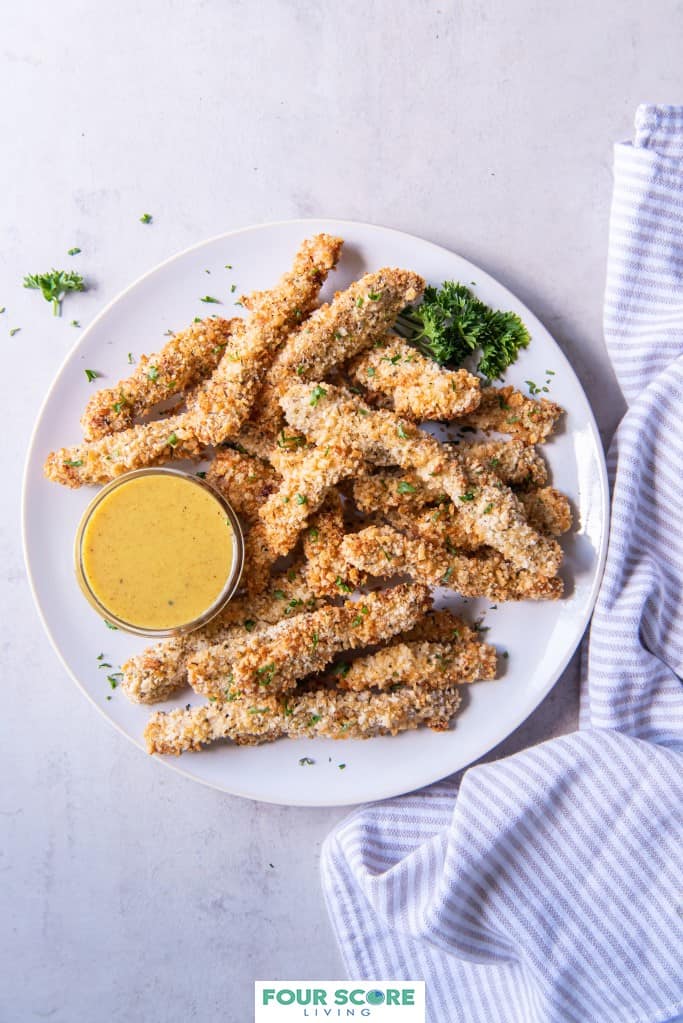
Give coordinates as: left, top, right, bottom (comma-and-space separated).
21, 216, 610, 806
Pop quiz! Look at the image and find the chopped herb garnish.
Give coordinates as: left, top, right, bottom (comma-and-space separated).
84, 369, 99, 382
147, 365, 159, 381
68, 247, 81, 256
367, 367, 376, 376
71, 320, 80, 328
200, 295, 220, 304
333, 662, 350, 677
335, 577, 352, 593
127, 352, 135, 364
230, 284, 237, 293
295, 493, 307, 505
397, 423, 409, 439
103, 620, 118, 630
311, 632, 319, 649
196, 470, 207, 478
23, 269, 85, 316
139, 213, 153, 224
309, 385, 327, 406
299, 757, 315, 766
244, 619, 256, 632
394, 281, 530, 380
441, 566, 454, 584
307, 714, 321, 727
397, 480, 417, 494
308, 526, 319, 542
273, 589, 286, 600
256, 662, 276, 686
225, 264, 233, 270
459, 491, 475, 502
9, 327, 20, 336
356, 296, 364, 308
368, 292, 381, 301
338, 763, 346, 770
167, 431, 179, 447
483, 503, 494, 514
63, 458, 83, 468
0, 307, 4, 314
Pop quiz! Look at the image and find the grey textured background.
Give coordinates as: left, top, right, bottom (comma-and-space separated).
2, 1, 680, 1020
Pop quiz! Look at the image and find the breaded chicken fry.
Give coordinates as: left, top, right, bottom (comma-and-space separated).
341, 524, 563, 601
188, 583, 431, 698
44, 414, 204, 488
281, 382, 562, 577
258, 443, 366, 556
187, 234, 343, 446
80, 318, 237, 441
348, 337, 481, 420
206, 448, 281, 524
336, 636, 496, 691
303, 492, 362, 598
249, 268, 425, 437
121, 559, 319, 703
353, 440, 548, 514
144, 683, 463, 754
460, 385, 563, 443
517, 487, 573, 536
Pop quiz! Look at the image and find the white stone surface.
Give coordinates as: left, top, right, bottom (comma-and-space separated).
2, 1, 679, 1019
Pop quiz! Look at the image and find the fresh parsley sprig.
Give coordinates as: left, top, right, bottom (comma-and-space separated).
394, 281, 530, 380
23, 269, 85, 317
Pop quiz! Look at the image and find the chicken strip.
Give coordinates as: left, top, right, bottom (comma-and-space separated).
517, 487, 573, 536
460, 385, 563, 444
348, 337, 481, 421
281, 382, 562, 578
341, 524, 563, 601
188, 583, 431, 698
303, 492, 362, 598
352, 440, 548, 514
335, 636, 496, 691
80, 317, 237, 441
144, 683, 463, 754
206, 448, 281, 525
258, 442, 366, 556
121, 559, 319, 703
187, 233, 343, 446
44, 414, 204, 488
246, 268, 426, 437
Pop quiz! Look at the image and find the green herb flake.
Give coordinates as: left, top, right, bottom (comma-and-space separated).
84, 368, 99, 382
273, 589, 286, 600
367, 367, 376, 376
299, 756, 315, 766
200, 295, 220, 304
68, 247, 81, 256
397, 480, 417, 495
243, 619, 256, 632
397, 423, 410, 440
140, 213, 153, 224
24, 269, 85, 316
483, 503, 494, 514
256, 662, 276, 687
459, 491, 475, 502
333, 662, 350, 677
103, 620, 118, 630
9, 327, 20, 337
63, 458, 83, 468
71, 320, 80, 328
311, 632, 319, 649
308, 526, 319, 542
295, 493, 308, 505
338, 763, 347, 770
368, 292, 381, 301
167, 431, 179, 447
310, 385, 327, 406
147, 365, 159, 381
335, 577, 352, 593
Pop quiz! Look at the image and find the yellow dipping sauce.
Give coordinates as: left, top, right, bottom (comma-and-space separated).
79, 473, 237, 631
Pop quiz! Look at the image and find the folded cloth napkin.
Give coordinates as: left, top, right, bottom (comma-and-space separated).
321, 105, 683, 1023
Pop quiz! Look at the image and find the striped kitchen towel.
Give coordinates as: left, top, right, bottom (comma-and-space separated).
321, 105, 683, 1023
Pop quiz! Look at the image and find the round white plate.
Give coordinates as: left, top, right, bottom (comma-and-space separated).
22, 219, 609, 806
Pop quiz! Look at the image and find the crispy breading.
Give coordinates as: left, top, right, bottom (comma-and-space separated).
336, 636, 496, 691
80, 318, 237, 441
144, 683, 463, 754
248, 268, 426, 437
341, 524, 563, 601
258, 443, 366, 556
303, 492, 362, 598
121, 559, 320, 704
44, 414, 205, 488
460, 385, 563, 443
280, 382, 562, 577
403, 609, 473, 643
187, 234, 343, 446
242, 521, 277, 598
385, 485, 571, 553
353, 440, 548, 514
206, 448, 281, 525
188, 583, 431, 698
348, 337, 481, 420
518, 487, 573, 536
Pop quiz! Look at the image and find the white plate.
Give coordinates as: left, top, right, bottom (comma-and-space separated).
22, 219, 609, 806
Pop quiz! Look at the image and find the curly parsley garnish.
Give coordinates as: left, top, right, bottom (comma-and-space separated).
395, 281, 530, 380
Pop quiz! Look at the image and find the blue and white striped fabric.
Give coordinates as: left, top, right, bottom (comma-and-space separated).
321, 105, 683, 1023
